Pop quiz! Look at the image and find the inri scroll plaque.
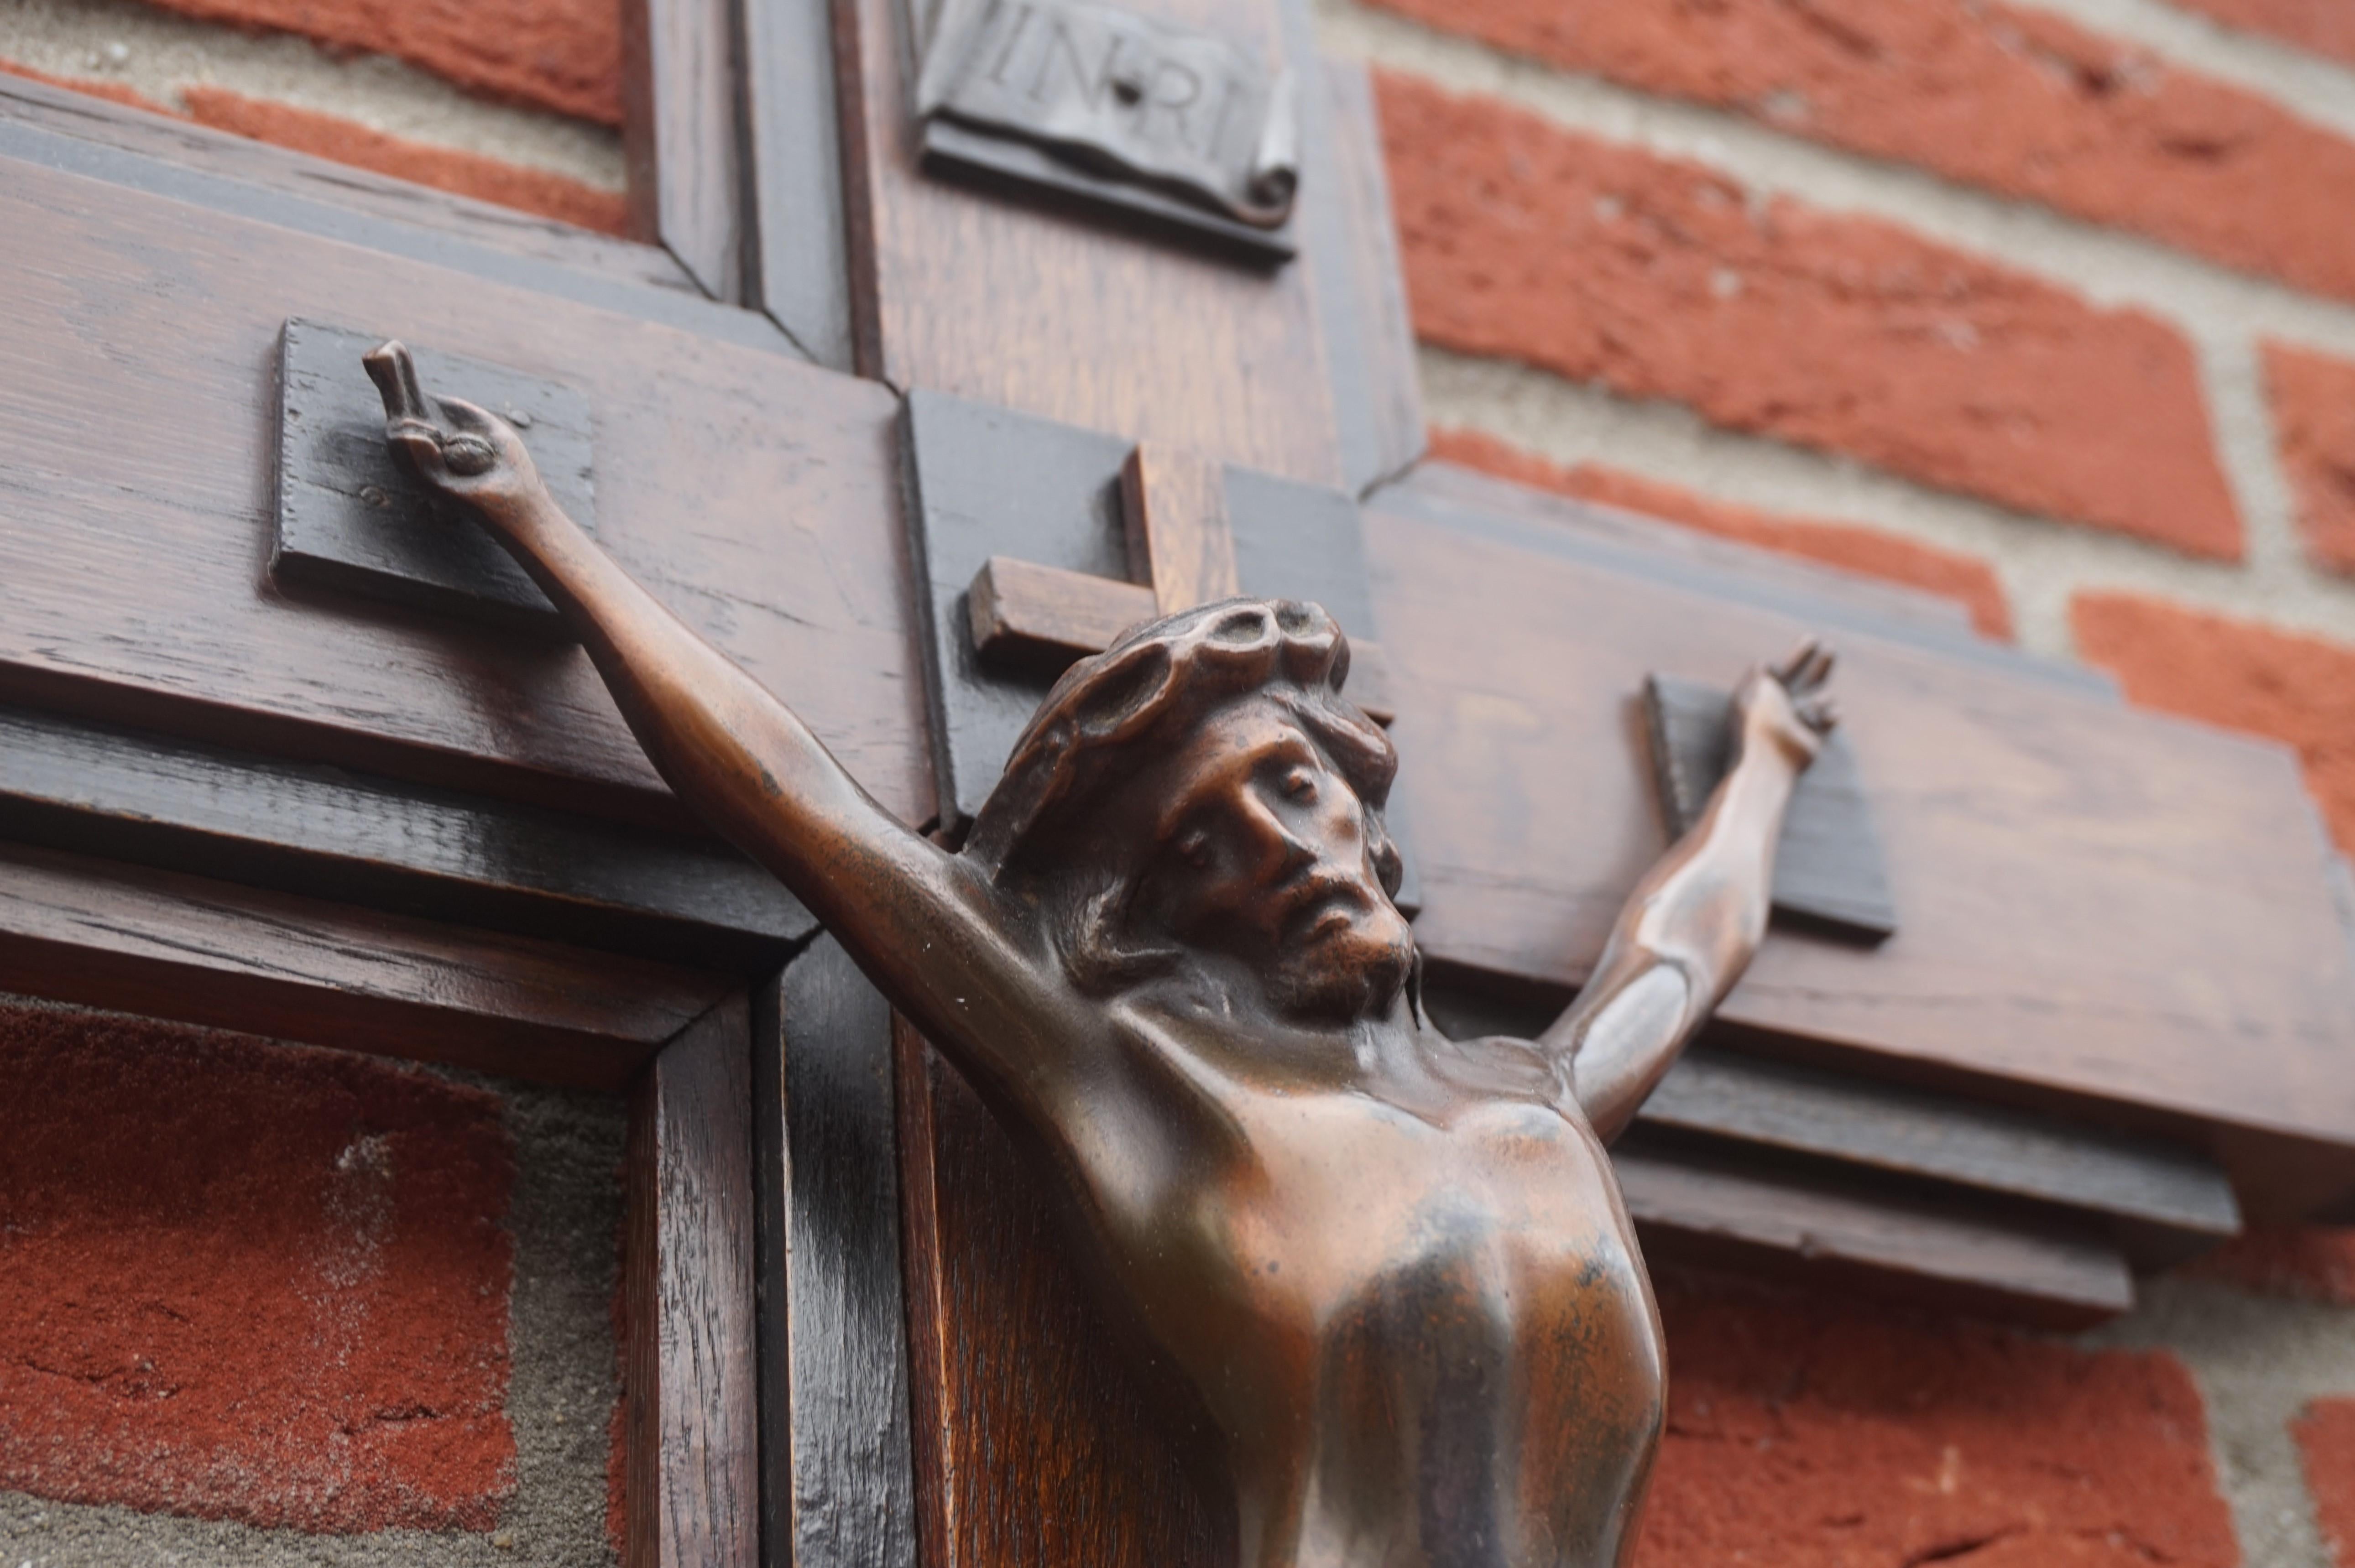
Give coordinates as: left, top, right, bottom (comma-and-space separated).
913, 0, 1300, 257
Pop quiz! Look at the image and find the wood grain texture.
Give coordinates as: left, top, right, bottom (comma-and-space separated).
1646, 673, 1898, 942
276, 319, 600, 630
1122, 443, 1239, 613
741, 0, 856, 365
627, 994, 761, 1568
0, 838, 724, 1088
0, 150, 931, 833
1395, 464, 1999, 652
0, 72, 713, 307
836, 0, 1344, 482
0, 704, 813, 968
896, 1021, 1230, 1568
1418, 982, 2241, 1270
757, 938, 919, 1568
1364, 490, 2355, 1216
1639, 1052, 2239, 1266
621, 0, 745, 301
968, 555, 1157, 661
906, 391, 1394, 828
1305, 59, 1424, 495
1613, 1142, 2136, 1328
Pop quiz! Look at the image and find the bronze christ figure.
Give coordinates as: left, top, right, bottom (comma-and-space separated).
369, 343, 1836, 1568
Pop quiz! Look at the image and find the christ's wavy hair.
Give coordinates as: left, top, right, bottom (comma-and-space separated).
966, 598, 1403, 994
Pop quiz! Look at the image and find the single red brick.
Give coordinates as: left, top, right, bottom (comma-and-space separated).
1637, 1277, 2237, 1568
2164, 0, 2355, 72
2187, 1225, 2355, 1304
0, 56, 177, 114
2263, 341, 2355, 575
1430, 427, 2016, 639
0, 1001, 517, 1532
180, 86, 628, 234
1362, 0, 2355, 305
140, 0, 620, 124
2298, 1399, 2355, 1568
1379, 74, 2242, 560
2071, 591, 2355, 856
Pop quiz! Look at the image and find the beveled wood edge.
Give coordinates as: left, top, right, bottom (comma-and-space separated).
892, 1013, 961, 1568
0, 702, 815, 969
756, 938, 922, 1568
1616, 1144, 2137, 1329
627, 992, 762, 1568
741, 0, 857, 367
1377, 462, 2118, 697
0, 73, 794, 356
1309, 57, 1426, 497
0, 837, 728, 1090
621, 0, 744, 302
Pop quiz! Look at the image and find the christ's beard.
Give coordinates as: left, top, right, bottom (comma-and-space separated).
1266, 921, 1415, 1024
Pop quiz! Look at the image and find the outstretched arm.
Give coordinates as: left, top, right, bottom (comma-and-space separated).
366, 344, 1085, 1085
1537, 644, 1836, 1142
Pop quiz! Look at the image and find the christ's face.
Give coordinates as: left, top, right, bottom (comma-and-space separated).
1125, 698, 1413, 1023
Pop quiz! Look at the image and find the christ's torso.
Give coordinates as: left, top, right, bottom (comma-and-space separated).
1042, 983, 1667, 1568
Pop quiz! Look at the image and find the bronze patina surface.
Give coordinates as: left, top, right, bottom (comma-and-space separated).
368, 340, 1835, 1568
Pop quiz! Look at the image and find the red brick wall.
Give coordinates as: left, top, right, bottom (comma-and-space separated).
0, 1000, 517, 1533
1639, 1278, 2237, 1568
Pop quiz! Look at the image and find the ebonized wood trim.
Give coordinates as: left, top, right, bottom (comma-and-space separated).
0, 838, 726, 1089
741, 0, 856, 366
622, 0, 747, 302
0, 704, 813, 969
628, 993, 762, 1568
756, 938, 920, 1568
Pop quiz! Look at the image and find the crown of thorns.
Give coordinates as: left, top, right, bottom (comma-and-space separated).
966, 598, 1398, 880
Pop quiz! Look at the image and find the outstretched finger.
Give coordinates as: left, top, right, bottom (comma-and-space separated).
1771, 637, 1821, 686
363, 341, 431, 426
1775, 638, 1835, 692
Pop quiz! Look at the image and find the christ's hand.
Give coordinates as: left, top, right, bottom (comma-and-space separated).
363, 341, 545, 528
1732, 639, 1838, 773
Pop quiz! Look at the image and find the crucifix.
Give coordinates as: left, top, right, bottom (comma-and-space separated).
1, 0, 2354, 1555
364, 330, 1838, 1568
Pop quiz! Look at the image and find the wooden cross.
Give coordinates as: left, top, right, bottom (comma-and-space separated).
962, 442, 1396, 722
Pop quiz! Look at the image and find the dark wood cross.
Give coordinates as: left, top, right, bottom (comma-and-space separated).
966, 441, 1396, 721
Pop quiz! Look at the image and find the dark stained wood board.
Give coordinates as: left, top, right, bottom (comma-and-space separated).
1418, 976, 2238, 1266
626, 994, 761, 1568
757, 938, 920, 1568
1363, 490, 2355, 1218
275, 319, 601, 631
1612, 1142, 2135, 1330
0, 704, 813, 969
1308, 59, 1426, 495
740, 0, 857, 367
1645, 673, 1899, 942
0, 73, 794, 350
0, 72, 710, 304
0, 150, 933, 834
904, 389, 1389, 829
835, 0, 1350, 484
896, 1024, 1231, 1568
0, 839, 727, 1089
1638, 1052, 2239, 1266
621, 0, 744, 302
